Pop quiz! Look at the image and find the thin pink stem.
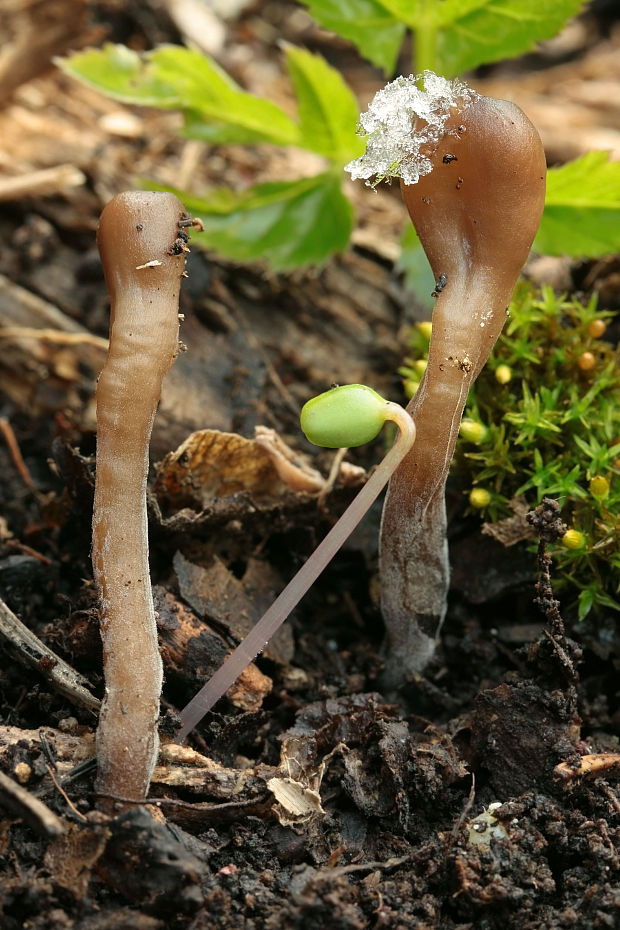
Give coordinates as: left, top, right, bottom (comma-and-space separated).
177, 405, 415, 740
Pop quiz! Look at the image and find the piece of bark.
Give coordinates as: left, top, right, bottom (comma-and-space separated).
0, 725, 96, 779
0, 724, 274, 800
154, 741, 275, 797
0, 768, 65, 837
0, 596, 100, 714
156, 587, 275, 712
172, 553, 294, 664
0, 273, 106, 424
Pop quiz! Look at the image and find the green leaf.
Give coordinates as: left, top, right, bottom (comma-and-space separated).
59, 43, 301, 147
57, 43, 182, 105
578, 584, 620, 620
534, 152, 620, 257
430, 0, 587, 76
577, 586, 595, 621
302, 0, 585, 77
299, 0, 406, 74
161, 173, 354, 270
284, 45, 364, 164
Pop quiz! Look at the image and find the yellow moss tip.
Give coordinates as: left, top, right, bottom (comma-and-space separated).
495, 364, 512, 385
469, 487, 490, 509
562, 529, 585, 550
403, 379, 420, 398
416, 321, 433, 340
578, 351, 596, 371
460, 420, 488, 444
587, 319, 606, 339
589, 475, 610, 499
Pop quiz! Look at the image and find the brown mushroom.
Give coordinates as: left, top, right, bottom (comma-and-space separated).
378, 87, 546, 686
93, 191, 189, 807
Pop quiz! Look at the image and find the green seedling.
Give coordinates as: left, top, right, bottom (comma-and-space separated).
300, 383, 391, 447
177, 385, 415, 738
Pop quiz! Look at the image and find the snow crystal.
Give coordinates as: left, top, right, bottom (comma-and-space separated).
345, 71, 477, 187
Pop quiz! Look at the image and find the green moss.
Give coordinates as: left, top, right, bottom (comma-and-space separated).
400, 283, 620, 619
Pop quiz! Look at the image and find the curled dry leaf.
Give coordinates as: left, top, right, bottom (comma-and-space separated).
154, 428, 327, 512
268, 735, 327, 827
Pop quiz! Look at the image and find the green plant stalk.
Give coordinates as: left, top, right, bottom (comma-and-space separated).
413, 20, 437, 74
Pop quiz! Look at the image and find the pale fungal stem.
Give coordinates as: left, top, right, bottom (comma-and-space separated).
93, 191, 189, 808
177, 399, 415, 740
348, 72, 546, 686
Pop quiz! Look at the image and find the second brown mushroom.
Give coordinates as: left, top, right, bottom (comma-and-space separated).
93, 191, 190, 809
363, 77, 547, 686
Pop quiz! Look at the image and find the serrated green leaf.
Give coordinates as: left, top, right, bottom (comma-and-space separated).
59, 43, 301, 147
284, 45, 364, 164
432, 0, 587, 76
156, 174, 354, 270
57, 43, 184, 106
534, 152, 620, 257
302, 0, 585, 77
300, 0, 406, 74
380, 0, 586, 74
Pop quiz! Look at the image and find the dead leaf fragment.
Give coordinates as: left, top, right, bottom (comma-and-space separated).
155, 428, 316, 510
267, 776, 324, 826
44, 822, 108, 898
482, 497, 537, 547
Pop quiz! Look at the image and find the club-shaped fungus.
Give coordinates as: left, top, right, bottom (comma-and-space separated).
347, 72, 546, 686
93, 191, 190, 808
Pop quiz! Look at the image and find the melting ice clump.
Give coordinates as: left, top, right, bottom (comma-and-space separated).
345, 71, 477, 187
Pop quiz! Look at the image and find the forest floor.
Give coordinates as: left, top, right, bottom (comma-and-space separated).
0, 2, 619, 928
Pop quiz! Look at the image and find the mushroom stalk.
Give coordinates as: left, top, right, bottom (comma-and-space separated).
93, 191, 189, 806
377, 82, 546, 685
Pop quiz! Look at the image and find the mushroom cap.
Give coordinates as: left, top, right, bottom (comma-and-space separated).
97, 190, 188, 301
401, 94, 546, 290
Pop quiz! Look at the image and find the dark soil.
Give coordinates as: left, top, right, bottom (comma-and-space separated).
0, 3, 619, 929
